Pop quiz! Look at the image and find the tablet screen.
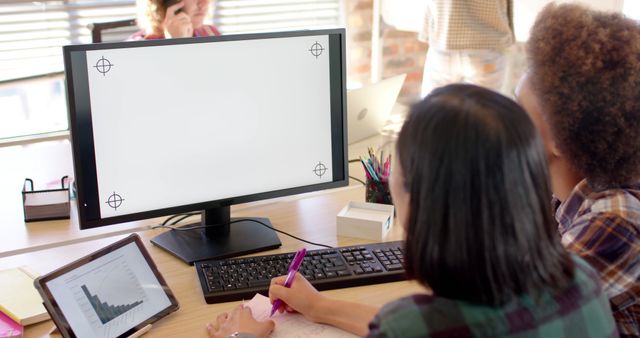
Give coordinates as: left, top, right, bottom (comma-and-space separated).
42, 237, 176, 337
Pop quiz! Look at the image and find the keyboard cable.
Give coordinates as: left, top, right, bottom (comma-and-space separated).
151, 217, 333, 249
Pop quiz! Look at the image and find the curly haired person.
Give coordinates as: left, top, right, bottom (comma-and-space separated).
517, 3, 640, 337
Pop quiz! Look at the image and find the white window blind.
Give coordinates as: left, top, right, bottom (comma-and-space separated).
0, 0, 344, 82
0, 0, 137, 82
213, 0, 343, 34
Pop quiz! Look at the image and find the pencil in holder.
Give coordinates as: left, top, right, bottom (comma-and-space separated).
365, 178, 392, 205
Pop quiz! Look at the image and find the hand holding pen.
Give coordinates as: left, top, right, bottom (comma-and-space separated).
270, 248, 307, 316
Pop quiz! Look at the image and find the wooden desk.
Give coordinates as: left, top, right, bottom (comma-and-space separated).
0, 137, 424, 338
5, 186, 424, 338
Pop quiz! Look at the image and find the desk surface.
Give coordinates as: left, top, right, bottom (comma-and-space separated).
0, 135, 424, 338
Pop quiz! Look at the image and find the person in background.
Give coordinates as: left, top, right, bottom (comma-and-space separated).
517, 3, 640, 337
206, 84, 617, 338
419, 0, 514, 96
130, 0, 220, 40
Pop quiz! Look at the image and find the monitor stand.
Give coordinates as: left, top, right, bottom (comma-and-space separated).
150, 206, 282, 264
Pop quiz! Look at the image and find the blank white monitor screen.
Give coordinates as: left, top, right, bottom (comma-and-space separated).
65, 29, 347, 231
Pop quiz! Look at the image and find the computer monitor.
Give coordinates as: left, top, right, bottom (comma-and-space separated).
64, 29, 348, 264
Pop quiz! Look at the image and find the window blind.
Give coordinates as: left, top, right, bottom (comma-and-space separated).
0, 0, 344, 82
0, 0, 137, 82
213, 0, 343, 34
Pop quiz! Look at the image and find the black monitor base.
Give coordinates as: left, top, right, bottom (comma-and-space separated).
151, 208, 281, 264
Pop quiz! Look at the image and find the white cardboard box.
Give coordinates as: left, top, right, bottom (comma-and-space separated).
336, 201, 394, 241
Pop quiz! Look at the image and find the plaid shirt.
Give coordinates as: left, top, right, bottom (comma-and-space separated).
367, 255, 617, 338
555, 179, 640, 337
419, 0, 514, 50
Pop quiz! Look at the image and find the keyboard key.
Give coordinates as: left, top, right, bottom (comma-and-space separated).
208, 283, 223, 292
337, 270, 351, 277
325, 266, 347, 272
385, 264, 403, 271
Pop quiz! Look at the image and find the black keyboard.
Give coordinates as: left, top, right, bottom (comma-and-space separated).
195, 241, 406, 303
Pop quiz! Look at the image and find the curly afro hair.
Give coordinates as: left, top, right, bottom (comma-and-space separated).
526, 3, 640, 187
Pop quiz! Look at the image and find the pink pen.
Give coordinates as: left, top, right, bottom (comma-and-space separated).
270, 248, 307, 316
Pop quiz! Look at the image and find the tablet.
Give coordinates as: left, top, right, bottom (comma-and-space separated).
34, 234, 179, 338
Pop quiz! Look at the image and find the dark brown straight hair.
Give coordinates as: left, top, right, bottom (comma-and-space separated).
398, 84, 574, 306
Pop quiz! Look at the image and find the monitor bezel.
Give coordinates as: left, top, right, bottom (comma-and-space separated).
64, 29, 348, 230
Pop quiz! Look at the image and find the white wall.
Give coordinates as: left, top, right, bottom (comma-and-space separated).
381, 0, 426, 32
623, 0, 640, 20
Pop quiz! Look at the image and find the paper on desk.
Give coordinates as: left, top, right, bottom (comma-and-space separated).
23, 190, 69, 205
246, 294, 358, 338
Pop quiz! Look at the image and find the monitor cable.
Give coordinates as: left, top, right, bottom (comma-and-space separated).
152, 217, 333, 249
348, 176, 365, 185
155, 160, 368, 250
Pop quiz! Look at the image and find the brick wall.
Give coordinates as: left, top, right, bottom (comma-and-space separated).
381, 29, 427, 102
345, 0, 428, 104
345, 0, 373, 88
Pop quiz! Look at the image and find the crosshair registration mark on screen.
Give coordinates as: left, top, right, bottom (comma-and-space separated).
94, 56, 114, 76
309, 41, 324, 59
313, 162, 327, 178
106, 192, 124, 210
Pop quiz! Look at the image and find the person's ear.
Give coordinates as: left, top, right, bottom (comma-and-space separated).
549, 137, 562, 158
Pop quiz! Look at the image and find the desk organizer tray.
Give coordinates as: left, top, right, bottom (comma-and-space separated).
22, 176, 70, 222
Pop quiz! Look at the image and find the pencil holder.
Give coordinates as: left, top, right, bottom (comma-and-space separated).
365, 178, 392, 205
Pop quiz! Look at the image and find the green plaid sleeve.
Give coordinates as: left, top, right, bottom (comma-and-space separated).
367, 255, 617, 338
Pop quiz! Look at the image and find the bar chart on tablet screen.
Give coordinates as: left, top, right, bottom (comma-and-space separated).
64, 254, 147, 334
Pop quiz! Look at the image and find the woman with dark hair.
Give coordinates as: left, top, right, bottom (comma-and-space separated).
206, 84, 617, 338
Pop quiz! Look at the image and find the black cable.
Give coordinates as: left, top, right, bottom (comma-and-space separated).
161, 212, 199, 226
169, 213, 199, 225
349, 175, 366, 185
348, 158, 360, 163
152, 218, 333, 249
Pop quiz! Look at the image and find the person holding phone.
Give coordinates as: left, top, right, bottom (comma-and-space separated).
130, 0, 220, 40
206, 84, 618, 338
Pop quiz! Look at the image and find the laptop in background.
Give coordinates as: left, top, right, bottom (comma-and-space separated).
347, 74, 406, 144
